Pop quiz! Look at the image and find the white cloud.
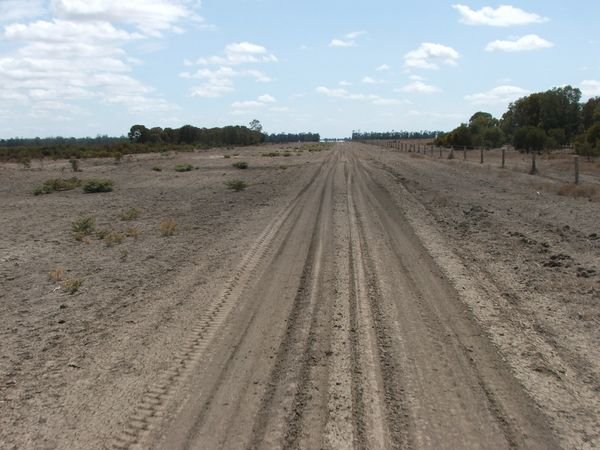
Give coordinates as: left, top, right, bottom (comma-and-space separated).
339, 80, 352, 86
329, 30, 367, 48
329, 39, 355, 48
0, 0, 46, 22
452, 4, 548, 27
409, 74, 424, 81
376, 64, 390, 71
465, 85, 529, 105
362, 76, 382, 84
404, 42, 460, 70
485, 34, 554, 52
231, 93, 278, 113
194, 41, 277, 65
316, 86, 405, 105
52, 0, 201, 36
581, 80, 600, 97
396, 81, 441, 94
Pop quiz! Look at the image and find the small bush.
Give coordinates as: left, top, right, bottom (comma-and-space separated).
279, 165, 288, 170
120, 207, 140, 221
126, 226, 140, 239
63, 278, 82, 295
152, 166, 162, 172
224, 155, 231, 159
262, 152, 280, 157
48, 267, 65, 283
83, 179, 113, 193
225, 180, 247, 192
283, 152, 292, 157
175, 163, 193, 172
69, 159, 81, 172
104, 231, 124, 247
160, 218, 177, 236
95, 228, 110, 240
34, 177, 81, 195
232, 161, 248, 169
557, 183, 598, 199
72, 216, 95, 237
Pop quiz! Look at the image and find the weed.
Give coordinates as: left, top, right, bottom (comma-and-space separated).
224, 155, 231, 159
34, 177, 81, 195
48, 267, 65, 283
160, 218, 177, 236
120, 249, 128, 262
69, 159, 80, 172
95, 228, 110, 240
72, 216, 95, 238
262, 152, 280, 157
126, 226, 140, 239
175, 163, 193, 172
232, 161, 248, 169
119, 207, 140, 221
557, 183, 598, 199
283, 152, 292, 157
104, 231, 124, 247
279, 165, 288, 170
225, 179, 247, 192
152, 166, 162, 171
83, 179, 113, 193
21, 158, 31, 169
63, 278, 82, 295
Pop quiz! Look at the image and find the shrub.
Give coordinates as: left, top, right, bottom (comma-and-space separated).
224, 155, 231, 159
83, 179, 113, 193
126, 226, 140, 239
225, 180, 247, 192
175, 163, 193, 172
104, 231, 124, 247
69, 159, 80, 172
72, 216, 95, 236
160, 218, 177, 236
63, 278, 82, 295
262, 152, 280, 157
152, 166, 162, 172
34, 177, 81, 195
48, 267, 65, 283
232, 161, 248, 169
119, 207, 140, 221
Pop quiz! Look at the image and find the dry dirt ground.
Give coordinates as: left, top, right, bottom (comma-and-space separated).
0, 142, 598, 449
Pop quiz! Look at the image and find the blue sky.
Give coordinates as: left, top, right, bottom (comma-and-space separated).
0, 0, 599, 138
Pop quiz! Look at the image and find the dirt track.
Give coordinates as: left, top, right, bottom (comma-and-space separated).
2, 143, 598, 449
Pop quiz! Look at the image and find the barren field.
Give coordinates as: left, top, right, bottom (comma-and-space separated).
1, 142, 599, 449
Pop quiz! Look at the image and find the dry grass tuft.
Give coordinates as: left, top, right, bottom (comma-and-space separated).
48, 267, 65, 283
556, 183, 598, 199
104, 231, 125, 247
63, 278, 82, 295
160, 218, 177, 236
126, 226, 140, 239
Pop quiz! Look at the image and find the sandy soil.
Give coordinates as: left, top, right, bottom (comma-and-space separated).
1, 142, 598, 449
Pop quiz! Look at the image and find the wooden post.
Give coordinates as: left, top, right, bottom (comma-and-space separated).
480, 148, 484, 164
439, 147, 442, 158
501, 148, 505, 168
574, 156, 580, 184
449, 147, 454, 159
463, 146, 467, 160
530, 152, 537, 174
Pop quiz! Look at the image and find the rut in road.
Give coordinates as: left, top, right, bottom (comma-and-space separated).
129, 145, 559, 449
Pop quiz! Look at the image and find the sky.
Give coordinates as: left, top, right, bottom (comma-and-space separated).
0, 0, 599, 139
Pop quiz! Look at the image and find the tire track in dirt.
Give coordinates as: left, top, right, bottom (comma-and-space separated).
111, 152, 337, 450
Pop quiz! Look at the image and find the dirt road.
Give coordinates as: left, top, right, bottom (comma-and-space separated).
4, 142, 598, 448
110, 145, 558, 449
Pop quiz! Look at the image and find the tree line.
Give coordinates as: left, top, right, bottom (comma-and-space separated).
435, 86, 600, 157
352, 130, 441, 141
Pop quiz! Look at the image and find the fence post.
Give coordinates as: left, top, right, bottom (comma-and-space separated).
480, 148, 484, 164
439, 147, 442, 158
464, 146, 467, 160
530, 152, 537, 174
449, 147, 454, 159
502, 148, 505, 168
574, 156, 580, 184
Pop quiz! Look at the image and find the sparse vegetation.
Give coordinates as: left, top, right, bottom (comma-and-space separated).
48, 268, 65, 283
63, 278, 82, 295
104, 231, 124, 247
152, 166, 162, 171
232, 161, 248, 169
34, 177, 81, 195
224, 155, 231, 159
262, 152, 280, 157
120, 208, 140, 221
126, 226, 140, 239
175, 163, 193, 172
83, 179, 113, 193
160, 218, 177, 236
69, 159, 80, 172
557, 183, 598, 199
225, 180, 247, 192
72, 216, 96, 239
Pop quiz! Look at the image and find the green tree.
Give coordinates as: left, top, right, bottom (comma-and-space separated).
514, 126, 547, 153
